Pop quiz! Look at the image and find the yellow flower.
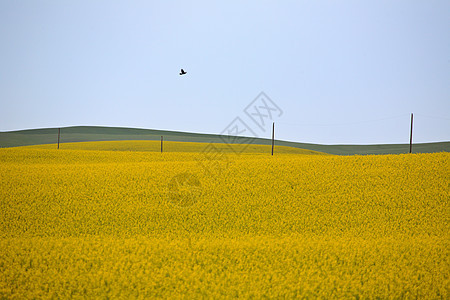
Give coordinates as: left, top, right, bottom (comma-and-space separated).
0, 143, 448, 298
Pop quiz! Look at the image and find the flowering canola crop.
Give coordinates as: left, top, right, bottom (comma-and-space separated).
0, 143, 448, 298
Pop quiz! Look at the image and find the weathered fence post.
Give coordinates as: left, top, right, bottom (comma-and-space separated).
271, 122, 275, 156
409, 113, 413, 153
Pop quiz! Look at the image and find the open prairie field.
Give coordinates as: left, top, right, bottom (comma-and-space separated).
21, 139, 325, 155
0, 142, 448, 298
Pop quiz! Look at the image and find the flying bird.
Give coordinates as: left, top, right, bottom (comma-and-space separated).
179, 69, 187, 75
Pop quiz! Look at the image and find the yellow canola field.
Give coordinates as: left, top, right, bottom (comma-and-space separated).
22, 139, 325, 155
0, 144, 448, 298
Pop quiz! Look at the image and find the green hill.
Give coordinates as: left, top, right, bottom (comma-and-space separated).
1, 126, 448, 155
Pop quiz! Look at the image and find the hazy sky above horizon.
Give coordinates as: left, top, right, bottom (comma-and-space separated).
1, 1, 449, 144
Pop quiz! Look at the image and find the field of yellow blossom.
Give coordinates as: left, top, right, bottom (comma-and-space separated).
0, 142, 448, 298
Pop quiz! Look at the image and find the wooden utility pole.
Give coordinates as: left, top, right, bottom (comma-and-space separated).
271, 122, 275, 156
57, 128, 60, 149
161, 136, 163, 153
409, 113, 413, 153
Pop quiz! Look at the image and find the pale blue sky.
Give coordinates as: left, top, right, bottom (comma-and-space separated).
1, 1, 449, 144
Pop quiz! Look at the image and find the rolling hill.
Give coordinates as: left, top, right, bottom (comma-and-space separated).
0, 126, 448, 155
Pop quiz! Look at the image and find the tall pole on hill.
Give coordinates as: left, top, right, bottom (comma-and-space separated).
161, 136, 163, 153
57, 128, 60, 150
271, 122, 275, 156
409, 113, 413, 153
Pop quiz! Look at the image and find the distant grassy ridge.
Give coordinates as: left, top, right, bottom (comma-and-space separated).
1, 126, 449, 155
